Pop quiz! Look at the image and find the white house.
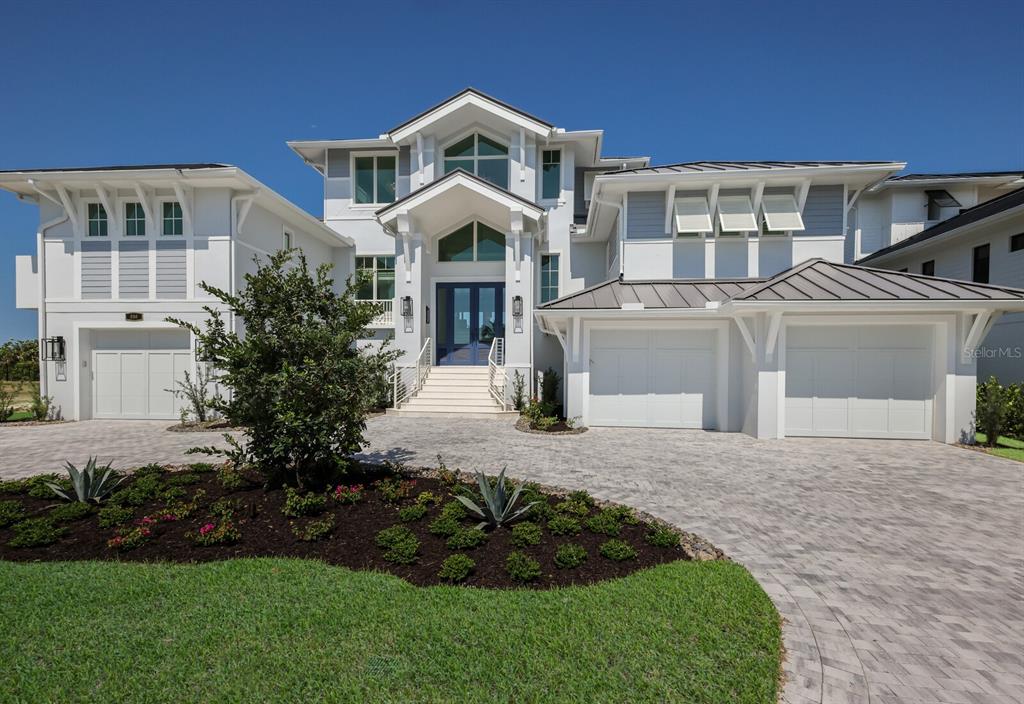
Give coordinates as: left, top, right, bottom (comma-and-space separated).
1, 164, 355, 421
858, 186, 1024, 383
6, 89, 1023, 443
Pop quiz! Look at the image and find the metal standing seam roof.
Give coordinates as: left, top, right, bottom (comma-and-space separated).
732, 259, 1024, 302
0, 163, 230, 174
538, 259, 1024, 311
537, 278, 765, 310
602, 161, 901, 176
857, 186, 1024, 264
886, 171, 1024, 182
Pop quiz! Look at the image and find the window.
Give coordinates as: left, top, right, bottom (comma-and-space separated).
921, 260, 935, 277
162, 202, 183, 235
925, 189, 960, 221
761, 194, 806, 232
87, 203, 108, 237
541, 149, 561, 200
124, 202, 146, 236
353, 154, 396, 205
972, 244, 990, 284
283, 230, 293, 250
443, 133, 509, 189
438, 221, 505, 262
717, 195, 757, 233
355, 256, 396, 300
1011, 233, 1024, 252
540, 254, 560, 303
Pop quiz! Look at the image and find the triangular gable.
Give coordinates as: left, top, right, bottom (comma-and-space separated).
388, 88, 552, 143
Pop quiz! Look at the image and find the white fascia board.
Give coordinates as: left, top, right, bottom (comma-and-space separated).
286, 138, 393, 150
376, 173, 544, 228
762, 194, 805, 231
724, 299, 1024, 314
718, 195, 757, 232
534, 307, 726, 320
389, 93, 551, 143
674, 196, 713, 233
876, 175, 1024, 191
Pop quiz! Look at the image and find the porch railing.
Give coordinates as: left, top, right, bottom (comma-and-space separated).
368, 299, 394, 327
392, 337, 432, 409
488, 337, 507, 409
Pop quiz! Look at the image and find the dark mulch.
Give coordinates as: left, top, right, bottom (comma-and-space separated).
0, 464, 718, 589
165, 419, 239, 433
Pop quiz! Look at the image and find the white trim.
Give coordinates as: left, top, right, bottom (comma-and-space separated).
388, 91, 551, 143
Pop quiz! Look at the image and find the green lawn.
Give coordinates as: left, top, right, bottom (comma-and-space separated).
974, 433, 1024, 462
0, 558, 780, 703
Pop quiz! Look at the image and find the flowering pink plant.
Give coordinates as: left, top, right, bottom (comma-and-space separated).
332, 484, 365, 505
199, 523, 216, 536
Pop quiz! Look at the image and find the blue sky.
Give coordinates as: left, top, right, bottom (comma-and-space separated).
1, 0, 1022, 341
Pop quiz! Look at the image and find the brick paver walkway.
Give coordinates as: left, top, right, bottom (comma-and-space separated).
2, 417, 1021, 703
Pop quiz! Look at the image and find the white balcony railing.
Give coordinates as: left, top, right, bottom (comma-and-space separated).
365, 299, 394, 327
392, 337, 431, 409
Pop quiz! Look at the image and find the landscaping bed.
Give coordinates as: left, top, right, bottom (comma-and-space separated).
0, 463, 716, 589
515, 416, 587, 435
165, 419, 239, 433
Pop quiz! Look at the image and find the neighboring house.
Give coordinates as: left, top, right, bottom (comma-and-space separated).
858, 187, 1024, 384
1, 164, 355, 421
5, 89, 1023, 443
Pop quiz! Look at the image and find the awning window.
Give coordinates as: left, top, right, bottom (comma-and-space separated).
674, 196, 713, 234
717, 195, 757, 232
925, 189, 961, 208
761, 194, 806, 232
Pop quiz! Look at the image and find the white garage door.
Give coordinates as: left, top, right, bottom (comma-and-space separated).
785, 325, 933, 439
93, 330, 192, 419
589, 329, 716, 429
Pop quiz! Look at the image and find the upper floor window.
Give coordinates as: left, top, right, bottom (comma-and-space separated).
283, 230, 293, 250
443, 134, 509, 189
972, 244, 990, 284
1011, 233, 1024, 253
162, 202, 183, 235
124, 202, 146, 236
925, 189, 960, 221
354, 155, 396, 205
355, 256, 395, 300
438, 221, 505, 262
541, 150, 561, 200
540, 254, 560, 303
921, 260, 935, 276
87, 203, 108, 237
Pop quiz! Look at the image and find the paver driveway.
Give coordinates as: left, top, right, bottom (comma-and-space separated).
2, 417, 1022, 703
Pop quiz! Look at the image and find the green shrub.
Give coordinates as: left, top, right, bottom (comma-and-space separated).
97, 505, 134, 528
0, 500, 26, 527
547, 514, 581, 536
976, 377, 1008, 446
585, 509, 623, 537
605, 505, 640, 525
210, 497, 239, 518
554, 543, 588, 569
107, 518, 157, 551
446, 527, 488, 550
505, 551, 541, 582
398, 504, 427, 522
133, 463, 168, 479
646, 525, 681, 548
9, 518, 65, 548
189, 515, 241, 546
375, 525, 419, 564
0, 478, 30, 494
509, 521, 543, 547
170, 250, 401, 489
428, 515, 462, 537
281, 487, 327, 517
438, 554, 475, 583
158, 485, 186, 502
415, 491, 441, 506
188, 462, 217, 473
375, 477, 416, 503
527, 501, 554, 522
27, 474, 68, 499
567, 490, 595, 507
290, 514, 336, 542
439, 500, 467, 520
48, 501, 93, 523
159, 489, 206, 521
600, 539, 638, 562
554, 499, 590, 517
109, 474, 163, 507
165, 472, 201, 486
218, 465, 247, 491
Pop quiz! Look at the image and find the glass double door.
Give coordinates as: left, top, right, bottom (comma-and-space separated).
436, 283, 505, 365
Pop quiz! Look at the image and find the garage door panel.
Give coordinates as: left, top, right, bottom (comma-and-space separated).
92, 331, 191, 420
120, 352, 148, 417
785, 325, 932, 439
94, 352, 123, 417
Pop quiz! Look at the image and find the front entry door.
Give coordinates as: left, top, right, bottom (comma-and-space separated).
436, 283, 505, 365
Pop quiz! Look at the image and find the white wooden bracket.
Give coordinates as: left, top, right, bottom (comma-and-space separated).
751, 181, 765, 231
663, 185, 676, 236
510, 208, 523, 283
765, 311, 783, 361
796, 180, 811, 212
54, 183, 80, 235
415, 132, 424, 186
133, 183, 157, 234
519, 127, 526, 182
735, 315, 757, 360
235, 192, 257, 235
172, 182, 194, 235
397, 210, 412, 283
707, 183, 721, 233
93, 182, 120, 237
961, 310, 1000, 362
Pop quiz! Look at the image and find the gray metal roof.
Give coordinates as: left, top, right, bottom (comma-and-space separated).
605, 161, 900, 176
857, 187, 1024, 264
538, 259, 1024, 311
537, 278, 765, 310
733, 259, 1024, 302
0, 163, 230, 174
887, 171, 1024, 182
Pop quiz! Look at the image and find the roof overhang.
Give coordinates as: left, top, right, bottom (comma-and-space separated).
375, 169, 543, 237
0, 166, 353, 248
388, 89, 553, 144
872, 174, 1024, 192
286, 138, 395, 174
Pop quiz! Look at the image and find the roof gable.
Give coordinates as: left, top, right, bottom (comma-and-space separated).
387, 88, 553, 143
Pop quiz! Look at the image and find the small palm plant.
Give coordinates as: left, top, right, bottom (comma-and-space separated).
47, 457, 124, 504
456, 468, 537, 530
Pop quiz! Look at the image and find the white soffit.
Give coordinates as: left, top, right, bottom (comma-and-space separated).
674, 196, 713, 233
718, 195, 757, 232
762, 194, 806, 231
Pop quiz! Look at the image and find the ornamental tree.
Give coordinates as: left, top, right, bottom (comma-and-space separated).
169, 250, 399, 488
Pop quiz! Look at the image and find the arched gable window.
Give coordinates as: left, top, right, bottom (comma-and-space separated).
438, 221, 506, 262
443, 134, 509, 189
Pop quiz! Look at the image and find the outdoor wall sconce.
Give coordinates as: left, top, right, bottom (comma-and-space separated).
41, 336, 66, 362
512, 295, 524, 334
425, 306, 430, 325
401, 295, 414, 333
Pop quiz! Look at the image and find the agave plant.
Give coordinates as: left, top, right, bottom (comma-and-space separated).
47, 457, 124, 504
455, 468, 537, 530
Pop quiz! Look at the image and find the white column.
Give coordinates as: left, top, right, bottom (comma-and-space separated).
704, 235, 716, 278
753, 313, 785, 439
